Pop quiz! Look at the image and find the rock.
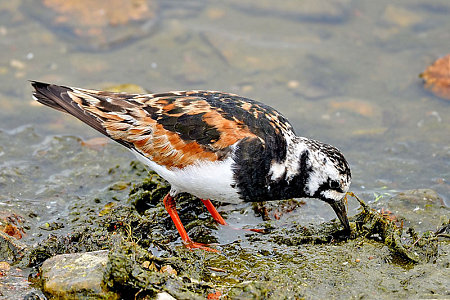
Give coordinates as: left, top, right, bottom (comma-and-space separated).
41, 250, 119, 300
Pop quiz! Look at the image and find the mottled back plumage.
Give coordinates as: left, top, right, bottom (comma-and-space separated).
31, 81, 293, 169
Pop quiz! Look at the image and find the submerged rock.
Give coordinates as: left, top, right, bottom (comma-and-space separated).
22, 0, 159, 50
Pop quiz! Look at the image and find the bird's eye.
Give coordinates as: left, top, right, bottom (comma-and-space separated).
330, 180, 340, 190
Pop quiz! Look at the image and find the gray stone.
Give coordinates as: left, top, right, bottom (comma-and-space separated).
41, 250, 119, 300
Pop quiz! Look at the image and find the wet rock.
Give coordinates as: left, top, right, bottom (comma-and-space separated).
41, 250, 119, 300
80, 137, 111, 151
108, 181, 130, 191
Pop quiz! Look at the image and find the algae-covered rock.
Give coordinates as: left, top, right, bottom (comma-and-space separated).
350, 192, 439, 263
103, 240, 212, 299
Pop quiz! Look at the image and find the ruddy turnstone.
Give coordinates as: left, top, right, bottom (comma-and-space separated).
31, 81, 352, 251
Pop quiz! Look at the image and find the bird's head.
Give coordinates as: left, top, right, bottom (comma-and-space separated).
303, 140, 352, 233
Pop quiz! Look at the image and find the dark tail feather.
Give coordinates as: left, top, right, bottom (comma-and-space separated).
31, 81, 134, 149
30, 81, 109, 138
31, 81, 72, 113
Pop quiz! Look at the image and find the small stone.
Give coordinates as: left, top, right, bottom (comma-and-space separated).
142, 260, 150, 269
0, 261, 10, 270
160, 265, 177, 276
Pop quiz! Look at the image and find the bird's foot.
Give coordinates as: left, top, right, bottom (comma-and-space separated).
184, 240, 220, 253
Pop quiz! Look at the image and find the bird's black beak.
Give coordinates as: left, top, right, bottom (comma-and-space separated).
330, 199, 351, 233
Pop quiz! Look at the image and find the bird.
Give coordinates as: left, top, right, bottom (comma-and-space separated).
31, 81, 352, 252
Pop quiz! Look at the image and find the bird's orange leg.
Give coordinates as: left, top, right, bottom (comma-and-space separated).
163, 194, 219, 252
201, 199, 228, 225
200, 199, 267, 233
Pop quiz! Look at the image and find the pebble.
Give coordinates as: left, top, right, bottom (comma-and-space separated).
0, 261, 10, 270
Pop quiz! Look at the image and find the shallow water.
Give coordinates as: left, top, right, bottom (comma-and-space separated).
0, 0, 450, 298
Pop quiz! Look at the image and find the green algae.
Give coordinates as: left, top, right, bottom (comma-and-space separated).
349, 192, 439, 263
104, 240, 214, 300
16, 171, 450, 299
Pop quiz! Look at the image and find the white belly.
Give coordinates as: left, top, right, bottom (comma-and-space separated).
131, 150, 243, 203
